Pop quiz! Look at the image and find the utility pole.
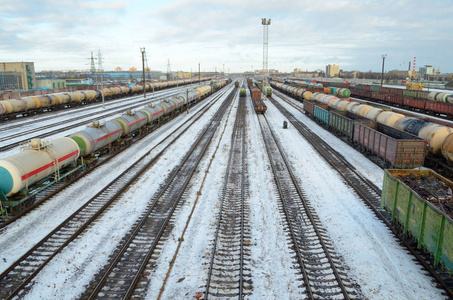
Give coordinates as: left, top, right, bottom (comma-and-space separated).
262, 18, 271, 87
167, 59, 171, 80
198, 63, 201, 85
141, 47, 146, 98
381, 54, 387, 87
97, 50, 105, 108
90, 51, 97, 89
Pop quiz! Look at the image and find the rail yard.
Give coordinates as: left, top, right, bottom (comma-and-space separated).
0, 76, 452, 299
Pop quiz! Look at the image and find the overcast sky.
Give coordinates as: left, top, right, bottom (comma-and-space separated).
1, 0, 452, 73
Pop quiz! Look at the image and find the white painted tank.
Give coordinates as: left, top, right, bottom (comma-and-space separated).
0, 138, 80, 197
70, 121, 122, 156
335, 100, 350, 111
344, 102, 360, 112
376, 111, 405, 127
364, 108, 384, 121
0, 102, 6, 115
114, 111, 147, 136
418, 124, 453, 154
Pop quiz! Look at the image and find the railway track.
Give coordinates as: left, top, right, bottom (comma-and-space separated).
0, 87, 228, 227
257, 112, 360, 299
204, 95, 252, 299
78, 87, 237, 299
0, 84, 205, 152
0, 82, 210, 137
271, 90, 453, 298
0, 87, 235, 299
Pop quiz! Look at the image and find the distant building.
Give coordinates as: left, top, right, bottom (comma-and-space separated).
419, 65, 437, 79
0, 62, 36, 91
36, 78, 66, 89
294, 68, 302, 73
115, 67, 122, 72
326, 64, 339, 78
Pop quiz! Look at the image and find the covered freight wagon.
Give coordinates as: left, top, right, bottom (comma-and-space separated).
249, 86, 261, 100
381, 169, 453, 274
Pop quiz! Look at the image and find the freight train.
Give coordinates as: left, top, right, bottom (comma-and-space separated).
273, 80, 453, 277
288, 78, 453, 118
0, 80, 230, 215
0, 78, 213, 121
270, 81, 453, 171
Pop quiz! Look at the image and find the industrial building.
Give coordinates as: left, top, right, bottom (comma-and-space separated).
36, 78, 66, 89
0, 62, 36, 91
326, 64, 339, 78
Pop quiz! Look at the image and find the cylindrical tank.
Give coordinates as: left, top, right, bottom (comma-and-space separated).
435, 93, 450, 102
22, 97, 41, 109
141, 105, 163, 123
351, 104, 369, 115
82, 91, 97, 102
3, 99, 26, 113
344, 102, 360, 112
302, 91, 313, 100
441, 133, 453, 162
336, 88, 351, 98
428, 92, 439, 101
59, 93, 71, 104
22, 97, 36, 111
164, 99, 178, 114
393, 117, 418, 131
70, 121, 123, 156
376, 111, 405, 127
364, 108, 384, 121
419, 124, 453, 154
334, 100, 350, 111
0, 102, 6, 115
447, 96, 453, 104
404, 119, 431, 136
188, 91, 198, 103
114, 111, 148, 136
46, 95, 60, 106
0, 138, 80, 197
330, 98, 341, 108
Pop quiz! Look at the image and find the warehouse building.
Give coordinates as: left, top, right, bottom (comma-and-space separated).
0, 62, 36, 91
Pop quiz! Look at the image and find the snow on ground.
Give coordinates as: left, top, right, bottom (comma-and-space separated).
149, 87, 303, 299
17, 88, 232, 299
274, 93, 384, 187
0, 88, 226, 273
265, 95, 444, 299
0, 82, 447, 299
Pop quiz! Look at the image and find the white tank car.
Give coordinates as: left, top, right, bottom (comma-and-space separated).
114, 111, 148, 136
0, 138, 80, 197
69, 121, 123, 156
141, 105, 164, 123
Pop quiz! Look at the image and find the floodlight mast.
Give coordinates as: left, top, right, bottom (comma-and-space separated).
262, 18, 271, 87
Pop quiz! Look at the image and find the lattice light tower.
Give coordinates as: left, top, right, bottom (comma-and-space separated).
261, 18, 271, 86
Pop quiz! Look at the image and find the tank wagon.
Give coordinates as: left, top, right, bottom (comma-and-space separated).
270, 81, 453, 174
0, 77, 214, 122
382, 169, 453, 274
0, 80, 229, 215
297, 79, 453, 119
